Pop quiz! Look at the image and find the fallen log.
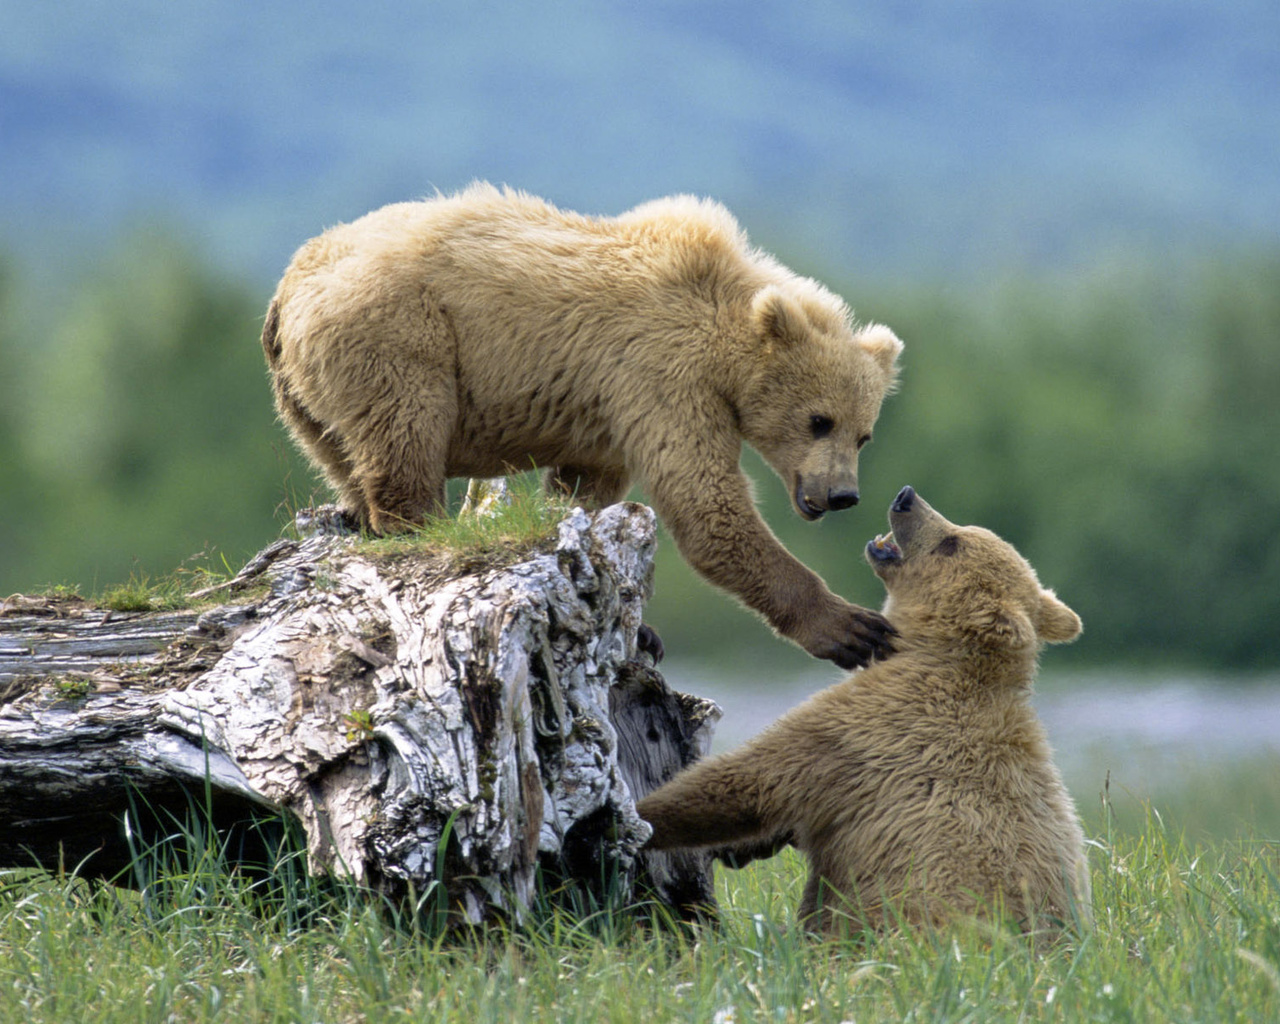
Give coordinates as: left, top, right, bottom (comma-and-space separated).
0, 502, 720, 923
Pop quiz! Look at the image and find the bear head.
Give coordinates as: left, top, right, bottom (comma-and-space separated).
865, 486, 1081, 656
738, 284, 903, 522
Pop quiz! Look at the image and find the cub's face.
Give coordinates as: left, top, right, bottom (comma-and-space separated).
739, 285, 903, 521
865, 486, 1081, 651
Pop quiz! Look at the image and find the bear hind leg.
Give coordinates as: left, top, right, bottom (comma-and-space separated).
346, 385, 455, 534
546, 465, 631, 508
798, 853, 868, 938
273, 374, 365, 515
337, 309, 463, 532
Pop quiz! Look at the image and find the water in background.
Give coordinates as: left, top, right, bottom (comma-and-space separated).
667, 659, 1280, 833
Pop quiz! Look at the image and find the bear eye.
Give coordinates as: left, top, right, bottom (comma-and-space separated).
934, 535, 961, 556
856, 434, 872, 451
809, 414, 834, 439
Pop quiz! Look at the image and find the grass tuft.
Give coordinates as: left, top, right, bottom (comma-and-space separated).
2, 808, 1278, 1022
357, 472, 576, 568
96, 570, 187, 612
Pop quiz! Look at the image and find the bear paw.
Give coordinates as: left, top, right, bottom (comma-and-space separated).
801, 601, 897, 670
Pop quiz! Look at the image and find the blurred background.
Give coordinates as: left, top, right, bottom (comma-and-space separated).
2, 1, 1278, 839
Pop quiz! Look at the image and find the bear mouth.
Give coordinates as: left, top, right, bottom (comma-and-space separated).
865, 532, 902, 564
794, 480, 826, 521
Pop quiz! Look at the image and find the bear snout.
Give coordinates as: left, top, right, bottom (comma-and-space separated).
795, 478, 861, 520
826, 486, 860, 511
886, 488, 955, 558
886, 486, 926, 552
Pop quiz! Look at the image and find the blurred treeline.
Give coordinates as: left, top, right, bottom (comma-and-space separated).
0, 231, 313, 595
1, 231, 1277, 671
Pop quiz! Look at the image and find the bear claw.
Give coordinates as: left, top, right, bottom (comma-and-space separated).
637, 623, 665, 663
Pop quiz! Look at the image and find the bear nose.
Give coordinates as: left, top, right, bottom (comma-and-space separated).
827, 487, 860, 510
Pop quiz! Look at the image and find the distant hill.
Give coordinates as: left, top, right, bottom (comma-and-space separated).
1, 1, 1276, 286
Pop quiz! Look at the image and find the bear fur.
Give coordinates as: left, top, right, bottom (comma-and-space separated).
262, 184, 904, 668
636, 486, 1090, 937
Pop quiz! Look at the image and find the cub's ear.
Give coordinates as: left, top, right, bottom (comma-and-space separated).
751, 286, 809, 348
1035, 589, 1082, 644
856, 323, 904, 377
985, 604, 1037, 649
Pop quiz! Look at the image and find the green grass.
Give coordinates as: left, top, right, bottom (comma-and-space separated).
1074, 757, 1280, 846
94, 569, 196, 612
26, 479, 572, 617
69, 545, 249, 614
2, 804, 1278, 1024
355, 473, 576, 567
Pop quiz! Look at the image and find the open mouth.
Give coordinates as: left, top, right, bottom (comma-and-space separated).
865, 531, 902, 564
794, 480, 826, 521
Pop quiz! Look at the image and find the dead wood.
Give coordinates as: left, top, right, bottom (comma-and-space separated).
0, 503, 720, 924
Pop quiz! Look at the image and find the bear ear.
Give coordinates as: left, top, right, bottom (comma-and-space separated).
986, 604, 1037, 649
1035, 589, 1082, 644
751, 286, 809, 348
856, 323, 904, 376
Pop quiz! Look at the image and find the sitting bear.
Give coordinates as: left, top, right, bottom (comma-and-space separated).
262, 184, 903, 668
637, 486, 1090, 936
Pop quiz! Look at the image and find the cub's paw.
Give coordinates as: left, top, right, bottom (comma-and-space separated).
802, 602, 896, 670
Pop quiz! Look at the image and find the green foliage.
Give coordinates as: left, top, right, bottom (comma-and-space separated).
51, 677, 92, 701
342, 708, 375, 744
0, 227, 318, 600
860, 254, 1280, 668
647, 252, 1280, 670
1, 810, 1278, 1023
1, 229, 1277, 668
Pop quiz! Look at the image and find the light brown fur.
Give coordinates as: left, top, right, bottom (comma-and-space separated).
263, 184, 903, 668
637, 487, 1091, 938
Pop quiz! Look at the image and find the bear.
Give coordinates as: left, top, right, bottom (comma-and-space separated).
261, 184, 904, 669
636, 485, 1090, 938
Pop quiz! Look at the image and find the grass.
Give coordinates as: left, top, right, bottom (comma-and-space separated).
1, 797, 1278, 1024
95, 569, 199, 612
20, 477, 574, 618
36, 547, 249, 615
21, 564, 240, 616
1075, 757, 1280, 846
354, 473, 576, 568
9, 484, 1277, 1020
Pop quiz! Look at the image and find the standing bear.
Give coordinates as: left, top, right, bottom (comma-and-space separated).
637, 486, 1091, 937
262, 184, 903, 668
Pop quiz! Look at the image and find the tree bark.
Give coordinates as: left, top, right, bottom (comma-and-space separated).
0, 503, 720, 923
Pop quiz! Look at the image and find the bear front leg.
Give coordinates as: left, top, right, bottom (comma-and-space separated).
779, 582, 897, 670
648, 468, 894, 669
636, 751, 773, 851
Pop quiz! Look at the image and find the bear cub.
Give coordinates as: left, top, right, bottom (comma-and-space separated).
262, 185, 903, 668
637, 486, 1090, 937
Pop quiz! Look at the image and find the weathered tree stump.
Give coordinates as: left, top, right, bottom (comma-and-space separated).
0, 503, 720, 923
